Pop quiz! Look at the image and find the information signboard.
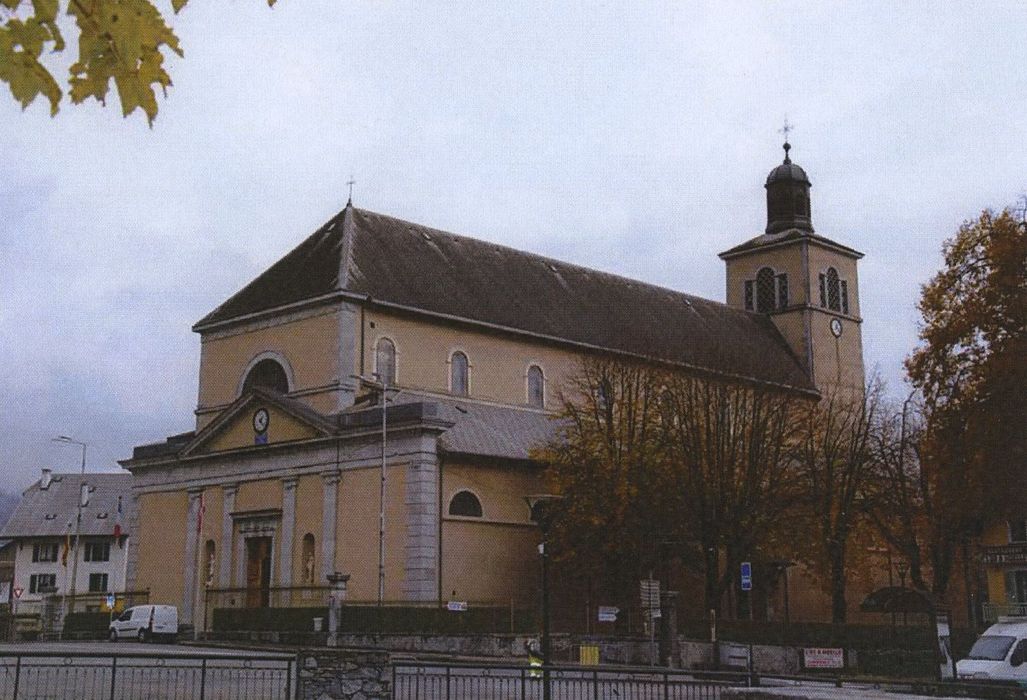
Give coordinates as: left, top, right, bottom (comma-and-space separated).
803, 648, 844, 669
639, 579, 660, 609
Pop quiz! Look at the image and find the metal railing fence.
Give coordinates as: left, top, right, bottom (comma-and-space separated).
0, 651, 294, 700
392, 661, 1027, 700
393, 661, 750, 699
983, 602, 1027, 622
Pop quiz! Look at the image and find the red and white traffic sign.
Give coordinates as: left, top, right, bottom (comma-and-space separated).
13, 587, 23, 599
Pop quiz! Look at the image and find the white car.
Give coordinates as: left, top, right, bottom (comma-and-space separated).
109, 605, 179, 643
956, 618, 1027, 683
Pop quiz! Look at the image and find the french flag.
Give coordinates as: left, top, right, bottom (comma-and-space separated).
113, 495, 123, 544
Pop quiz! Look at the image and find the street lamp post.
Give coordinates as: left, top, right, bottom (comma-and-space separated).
525, 494, 562, 700
353, 374, 402, 608
52, 435, 86, 631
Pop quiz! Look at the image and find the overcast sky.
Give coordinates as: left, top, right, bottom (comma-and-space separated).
1, 1, 1025, 492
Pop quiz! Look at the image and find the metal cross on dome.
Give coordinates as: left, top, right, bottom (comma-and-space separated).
779, 117, 794, 142
346, 177, 356, 205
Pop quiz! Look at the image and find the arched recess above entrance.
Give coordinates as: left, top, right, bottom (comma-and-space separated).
237, 351, 296, 397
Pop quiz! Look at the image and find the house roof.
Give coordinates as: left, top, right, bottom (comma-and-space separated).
195, 206, 816, 393
0, 472, 133, 539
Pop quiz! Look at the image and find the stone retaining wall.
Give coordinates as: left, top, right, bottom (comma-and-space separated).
297, 648, 391, 700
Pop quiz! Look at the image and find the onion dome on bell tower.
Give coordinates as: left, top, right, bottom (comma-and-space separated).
765, 141, 813, 235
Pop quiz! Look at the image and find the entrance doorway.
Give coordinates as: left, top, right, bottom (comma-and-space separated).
245, 537, 272, 608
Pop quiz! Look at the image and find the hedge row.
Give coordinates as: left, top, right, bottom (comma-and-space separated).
212, 604, 537, 635
681, 619, 978, 654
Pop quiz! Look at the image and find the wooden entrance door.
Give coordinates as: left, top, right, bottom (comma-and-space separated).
245, 537, 272, 608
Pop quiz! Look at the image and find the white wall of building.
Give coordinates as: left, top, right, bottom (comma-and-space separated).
11, 536, 130, 613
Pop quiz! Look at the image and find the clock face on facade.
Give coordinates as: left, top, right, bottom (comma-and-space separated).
830, 318, 843, 338
252, 408, 270, 434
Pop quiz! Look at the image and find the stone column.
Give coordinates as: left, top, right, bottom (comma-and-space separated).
326, 572, 350, 648
183, 489, 203, 629
659, 590, 681, 668
321, 470, 341, 583
219, 483, 237, 588
279, 477, 298, 604
402, 460, 439, 601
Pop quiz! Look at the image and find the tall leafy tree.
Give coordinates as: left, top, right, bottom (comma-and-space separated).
537, 358, 670, 608
540, 359, 808, 618
658, 372, 807, 616
906, 205, 1027, 523
0, 0, 274, 124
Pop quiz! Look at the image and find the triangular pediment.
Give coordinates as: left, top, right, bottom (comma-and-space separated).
181, 389, 335, 457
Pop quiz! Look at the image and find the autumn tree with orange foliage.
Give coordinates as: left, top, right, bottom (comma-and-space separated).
906, 205, 1027, 532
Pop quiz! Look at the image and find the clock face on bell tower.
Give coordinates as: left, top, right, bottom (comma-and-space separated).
718, 138, 866, 394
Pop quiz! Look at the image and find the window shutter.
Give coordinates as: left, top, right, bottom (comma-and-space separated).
1007, 570, 1019, 602
840, 280, 849, 315
776, 274, 788, 309
819, 274, 827, 307
744, 280, 754, 311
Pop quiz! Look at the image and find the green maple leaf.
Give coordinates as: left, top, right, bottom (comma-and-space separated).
2, 0, 276, 123
0, 9, 63, 114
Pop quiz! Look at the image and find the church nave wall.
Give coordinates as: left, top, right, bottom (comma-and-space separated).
334, 463, 409, 601
361, 309, 580, 410
135, 490, 188, 610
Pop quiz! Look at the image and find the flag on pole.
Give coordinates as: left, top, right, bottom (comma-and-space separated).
61, 525, 71, 567
113, 495, 123, 544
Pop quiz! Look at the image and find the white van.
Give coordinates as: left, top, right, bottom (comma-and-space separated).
956, 617, 1027, 682
108, 605, 179, 643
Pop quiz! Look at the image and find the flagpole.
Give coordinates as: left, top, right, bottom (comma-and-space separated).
52, 436, 87, 635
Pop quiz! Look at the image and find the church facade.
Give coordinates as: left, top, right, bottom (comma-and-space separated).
121, 143, 865, 631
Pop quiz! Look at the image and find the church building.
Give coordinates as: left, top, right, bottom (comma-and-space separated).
121, 142, 865, 631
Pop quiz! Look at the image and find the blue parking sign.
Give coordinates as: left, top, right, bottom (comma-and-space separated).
740, 561, 753, 591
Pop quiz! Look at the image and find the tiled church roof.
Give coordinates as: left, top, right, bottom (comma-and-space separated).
195, 206, 815, 393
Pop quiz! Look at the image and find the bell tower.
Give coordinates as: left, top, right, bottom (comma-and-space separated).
719, 138, 866, 394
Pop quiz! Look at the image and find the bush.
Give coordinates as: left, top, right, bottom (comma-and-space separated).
64, 612, 111, 638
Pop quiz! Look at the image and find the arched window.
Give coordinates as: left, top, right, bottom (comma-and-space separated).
448, 490, 483, 518
204, 540, 216, 588
243, 359, 289, 394
818, 267, 851, 314
375, 338, 396, 386
745, 268, 788, 313
756, 267, 776, 313
826, 267, 840, 311
527, 365, 545, 408
450, 352, 469, 396
301, 533, 316, 585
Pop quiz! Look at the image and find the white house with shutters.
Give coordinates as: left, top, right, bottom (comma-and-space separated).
0, 470, 133, 614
